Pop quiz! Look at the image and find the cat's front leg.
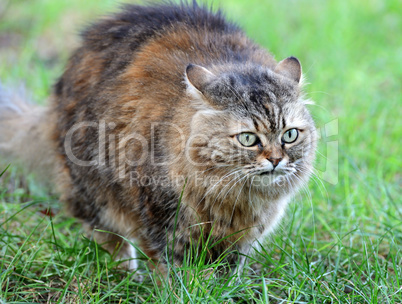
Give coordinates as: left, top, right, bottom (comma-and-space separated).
83, 224, 139, 271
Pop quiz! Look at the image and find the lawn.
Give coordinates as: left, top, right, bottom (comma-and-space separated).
0, 0, 401, 303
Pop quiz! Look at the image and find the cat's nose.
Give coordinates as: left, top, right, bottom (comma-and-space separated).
268, 157, 282, 168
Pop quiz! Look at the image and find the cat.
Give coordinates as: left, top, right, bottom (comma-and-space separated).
0, 1, 317, 275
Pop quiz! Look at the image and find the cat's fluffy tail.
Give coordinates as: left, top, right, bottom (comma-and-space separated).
0, 82, 56, 183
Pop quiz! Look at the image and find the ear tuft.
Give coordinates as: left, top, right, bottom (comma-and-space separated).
185, 64, 217, 93
274, 56, 302, 83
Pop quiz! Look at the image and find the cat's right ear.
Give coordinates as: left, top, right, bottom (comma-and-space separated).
274, 56, 302, 83
185, 64, 217, 106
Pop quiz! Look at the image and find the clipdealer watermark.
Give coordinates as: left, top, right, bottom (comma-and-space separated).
128, 170, 290, 190
63, 119, 339, 187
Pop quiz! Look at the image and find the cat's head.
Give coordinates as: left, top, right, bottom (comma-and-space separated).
184, 57, 317, 193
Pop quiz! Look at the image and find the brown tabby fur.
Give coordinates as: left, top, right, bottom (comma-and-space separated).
0, 2, 317, 275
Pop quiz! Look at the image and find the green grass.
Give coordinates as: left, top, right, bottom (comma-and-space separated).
1, 0, 401, 302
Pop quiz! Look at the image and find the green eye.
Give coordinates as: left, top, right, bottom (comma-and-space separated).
237, 133, 259, 147
282, 129, 299, 144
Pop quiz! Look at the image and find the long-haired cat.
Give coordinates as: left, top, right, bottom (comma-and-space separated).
0, 2, 317, 274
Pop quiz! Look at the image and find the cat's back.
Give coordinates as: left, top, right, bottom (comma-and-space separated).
54, 3, 245, 116
82, 2, 239, 54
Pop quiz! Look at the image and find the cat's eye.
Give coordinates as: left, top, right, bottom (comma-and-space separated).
237, 133, 259, 147
282, 129, 299, 144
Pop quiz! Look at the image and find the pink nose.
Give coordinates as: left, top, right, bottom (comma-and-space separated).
268, 158, 282, 168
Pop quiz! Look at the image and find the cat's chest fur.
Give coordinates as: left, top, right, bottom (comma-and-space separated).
185, 182, 290, 242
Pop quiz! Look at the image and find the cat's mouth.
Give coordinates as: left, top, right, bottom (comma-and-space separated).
259, 170, 274, 176
259, 169, 287, 176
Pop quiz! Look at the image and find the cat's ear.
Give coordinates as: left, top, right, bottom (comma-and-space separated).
274, 56, 302, 83
185, 64, 217, 98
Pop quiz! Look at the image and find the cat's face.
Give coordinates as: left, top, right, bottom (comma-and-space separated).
185, 60, 316, 192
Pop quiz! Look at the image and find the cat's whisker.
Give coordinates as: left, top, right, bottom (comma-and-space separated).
197, 168, 243, 208
315, 149, 328, 161
210, 171, 245, 211
298, 166, 330, 203
199, 168, 241, 194
220, 172, 248, 201
291, 172, 312, 202
211, 171, 248, 212
228, 173, 250, 226
248, 176, 255, 206
291, 171, 316, 243
208, 173, 246, 224
195, 164, 232, 176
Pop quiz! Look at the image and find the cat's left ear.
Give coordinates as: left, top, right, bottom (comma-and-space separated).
274, 56, 302, 83
185, 64, 217, 101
